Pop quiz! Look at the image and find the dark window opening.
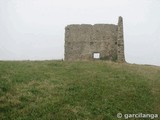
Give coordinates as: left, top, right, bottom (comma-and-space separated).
90, 42, 94, 45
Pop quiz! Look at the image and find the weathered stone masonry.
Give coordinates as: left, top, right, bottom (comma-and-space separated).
65, 16, 125, 62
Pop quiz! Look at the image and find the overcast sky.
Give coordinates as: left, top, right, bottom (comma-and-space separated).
0, 0, 160, 66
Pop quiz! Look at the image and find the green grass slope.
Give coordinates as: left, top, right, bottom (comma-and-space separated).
0, 61, 160, 120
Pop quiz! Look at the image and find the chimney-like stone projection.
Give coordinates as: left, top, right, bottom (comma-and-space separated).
65, 16, 125, 62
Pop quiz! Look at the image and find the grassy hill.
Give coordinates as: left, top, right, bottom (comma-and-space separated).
0, 60, 160, 120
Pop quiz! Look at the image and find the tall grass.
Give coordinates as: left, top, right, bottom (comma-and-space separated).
0, 61, 160, 120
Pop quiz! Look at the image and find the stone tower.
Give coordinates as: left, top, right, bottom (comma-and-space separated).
65, 16, 125, 62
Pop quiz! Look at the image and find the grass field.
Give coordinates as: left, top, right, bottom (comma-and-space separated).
0, 60, 160, 120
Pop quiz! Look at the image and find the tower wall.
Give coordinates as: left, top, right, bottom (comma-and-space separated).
117, 16, 125, 62
65, 16, 125, 62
